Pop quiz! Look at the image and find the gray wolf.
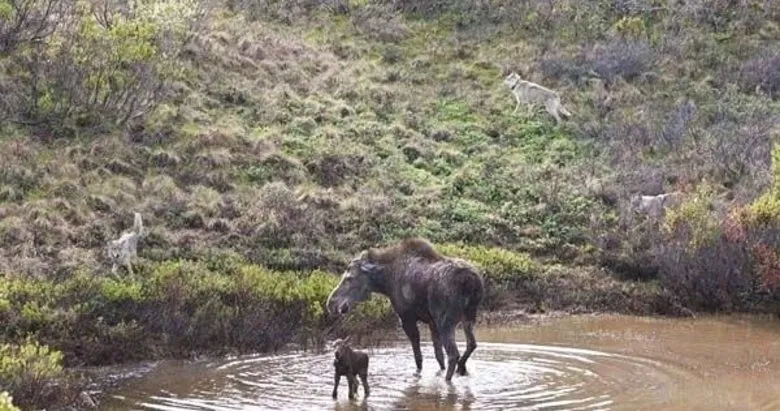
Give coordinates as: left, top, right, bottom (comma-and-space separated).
107, 212, 144, 275
630, 192, 683, 219
503, 71, 572, 123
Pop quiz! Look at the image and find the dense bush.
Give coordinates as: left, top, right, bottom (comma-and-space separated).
642, 147, 780, 312
0, 260, 386, 365
0, 0, 204, 132
0, 391, 21, 411
0, 339, 72, 410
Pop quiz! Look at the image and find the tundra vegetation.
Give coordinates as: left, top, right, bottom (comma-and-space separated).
0, 0, 779, 408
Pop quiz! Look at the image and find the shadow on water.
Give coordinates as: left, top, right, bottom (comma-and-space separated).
101, 314, 780, 411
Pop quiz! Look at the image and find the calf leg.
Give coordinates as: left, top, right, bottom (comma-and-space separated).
401, 319, 423, 372
347, 374, 358, 399
359, 370, 370, 398
429, 323, 445, 371
332, 372, 341, 399
440, 327, 460, 382
457, 321, 477, 376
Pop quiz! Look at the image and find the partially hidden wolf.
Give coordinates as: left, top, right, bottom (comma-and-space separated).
326, 237, 485, 382
107, 212, 144, 275
331, 336, 370, 400
503, 71, 572, 124
630, 192, 683, 219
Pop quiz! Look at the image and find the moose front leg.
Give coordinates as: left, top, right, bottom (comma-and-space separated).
332, 372, 341, 399
401, 319, 423, 372
359, 370, 370, 398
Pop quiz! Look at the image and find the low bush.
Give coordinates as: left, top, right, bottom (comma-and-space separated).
653, 146, 780, 312
438, 243, 540, 309
0, 0, 205, 133
0, 339, 72, 410
0, 391, 21, 411
438, 243, 538, 283
0, 259, 396, 367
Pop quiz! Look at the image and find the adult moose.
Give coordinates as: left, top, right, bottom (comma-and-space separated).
326, 238, 485, 381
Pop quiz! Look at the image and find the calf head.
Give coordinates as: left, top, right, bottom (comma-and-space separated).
332, 336, 352, 361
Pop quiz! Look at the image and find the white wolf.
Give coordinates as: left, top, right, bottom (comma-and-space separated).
503, 72, 572, 124
630, 192, 683, 219
107, 212, 144, 275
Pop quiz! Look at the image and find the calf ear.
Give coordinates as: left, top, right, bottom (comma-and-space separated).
343, 335, 351, 344
361, 249, 374, 260
359, 260, 377, 272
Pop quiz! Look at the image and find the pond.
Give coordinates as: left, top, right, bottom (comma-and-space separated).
101, 314, 780, 410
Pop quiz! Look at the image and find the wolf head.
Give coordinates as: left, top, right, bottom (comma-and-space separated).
503, 71, 522, 89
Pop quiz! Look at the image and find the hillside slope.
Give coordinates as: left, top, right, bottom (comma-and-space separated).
1, 0, 780, 408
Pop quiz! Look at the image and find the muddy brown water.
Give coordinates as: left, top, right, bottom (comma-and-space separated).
101, 314, 780, 411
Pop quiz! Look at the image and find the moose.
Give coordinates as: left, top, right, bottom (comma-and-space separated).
331, 336, 370, 400
326, 237, 485, 381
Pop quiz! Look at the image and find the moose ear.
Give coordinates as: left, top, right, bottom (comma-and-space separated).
343, 335, 351, 344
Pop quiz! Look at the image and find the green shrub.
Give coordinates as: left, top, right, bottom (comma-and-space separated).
663, 181, 721, 249
438, 243, 538, 283
0, 260, 382, 365
0, 391, 20, 411
746, 145, 780, 225
1, 0, 204, 131
339, 294, 395, 337
0, 339, 64, 410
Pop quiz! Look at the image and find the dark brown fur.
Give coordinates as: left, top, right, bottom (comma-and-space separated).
331, 337, 370, 400
326, 237, 485, 381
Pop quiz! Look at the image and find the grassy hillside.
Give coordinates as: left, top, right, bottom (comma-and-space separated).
1, 0, 780, 408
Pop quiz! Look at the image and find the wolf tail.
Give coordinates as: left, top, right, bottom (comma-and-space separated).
133, 212, 144, 236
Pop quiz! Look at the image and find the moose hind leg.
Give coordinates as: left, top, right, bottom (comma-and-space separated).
440, 328, 460, 381
402, 319, 423, 372
429, 323, 445, 370
457, 321, 477, 376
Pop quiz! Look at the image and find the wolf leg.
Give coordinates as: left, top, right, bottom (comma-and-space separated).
546, 101, 562, 124
513, 93, 522, 114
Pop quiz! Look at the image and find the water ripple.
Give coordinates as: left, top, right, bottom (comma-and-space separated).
104, 341, 685, 411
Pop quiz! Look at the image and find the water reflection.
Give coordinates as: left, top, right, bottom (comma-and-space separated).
390, 373, 475, 411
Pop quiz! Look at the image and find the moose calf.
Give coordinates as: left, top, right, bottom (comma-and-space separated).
332, 337, 369, 400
